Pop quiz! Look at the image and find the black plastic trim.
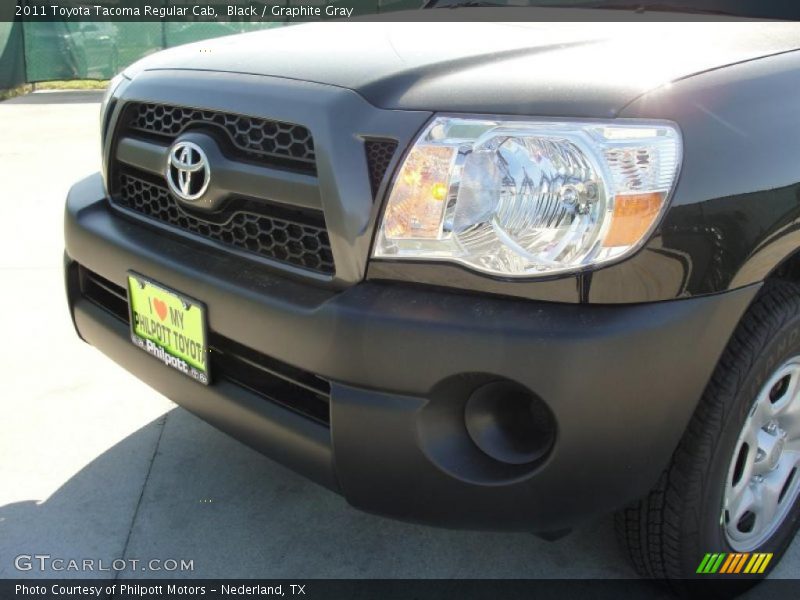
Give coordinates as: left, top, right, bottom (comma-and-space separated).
65, 176, 763, 530
70, 295, 339, 493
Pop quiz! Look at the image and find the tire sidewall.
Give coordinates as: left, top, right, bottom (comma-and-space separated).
691, 309, 800, 579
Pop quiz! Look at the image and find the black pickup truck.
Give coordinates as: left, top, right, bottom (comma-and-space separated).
64, 14, 800, 587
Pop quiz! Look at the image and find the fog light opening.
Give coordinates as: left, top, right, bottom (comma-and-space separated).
464, 381, 555, 466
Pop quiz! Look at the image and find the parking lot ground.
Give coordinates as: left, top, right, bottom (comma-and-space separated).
0, 91, 796, 589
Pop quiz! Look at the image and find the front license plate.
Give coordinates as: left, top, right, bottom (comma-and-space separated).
127, 272, 210, 385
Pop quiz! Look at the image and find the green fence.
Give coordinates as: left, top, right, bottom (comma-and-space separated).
21, 21, 285, 83
0, 1, 424, 91
0, 22, 25, 90
0, 20, 288, 89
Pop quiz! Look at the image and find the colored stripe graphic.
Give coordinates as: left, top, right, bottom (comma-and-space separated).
758, 554, 773, 573
697, 553, 773, 574
734, 553, 749, 573
711, 554, 726, 573
721, 553, 740, 574
745, 554, 774, 574
719, 554, 736, 574
698, 554, 726, 573
744, 554, 760, 574
696, 554, 713, 573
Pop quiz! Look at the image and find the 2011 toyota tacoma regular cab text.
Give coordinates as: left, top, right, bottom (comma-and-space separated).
63, 19, 800, 587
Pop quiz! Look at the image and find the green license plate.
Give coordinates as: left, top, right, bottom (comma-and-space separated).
127, 273, 210, 385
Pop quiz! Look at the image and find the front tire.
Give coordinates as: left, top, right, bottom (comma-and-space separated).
616, 282, 800, 591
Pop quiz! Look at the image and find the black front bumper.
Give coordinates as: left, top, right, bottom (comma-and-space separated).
65, 173, 758, 532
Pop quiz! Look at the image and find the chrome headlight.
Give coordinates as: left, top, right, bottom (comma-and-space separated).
373, 116, 682, 277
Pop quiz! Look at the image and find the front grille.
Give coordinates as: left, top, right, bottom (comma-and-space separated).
78, 265, 331, 426
115, 170, 335, 274
365, 139, 398, 198
125, 102, 315, 173
110, 100, 335, 276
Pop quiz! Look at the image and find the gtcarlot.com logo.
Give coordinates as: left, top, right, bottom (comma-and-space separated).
14, 554, 194, 573
696, 553, 773, 574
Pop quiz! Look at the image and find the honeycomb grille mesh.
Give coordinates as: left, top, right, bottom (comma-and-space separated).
126, 102, 315, 172
365, 140, 398, 198
115, 172, 334, 274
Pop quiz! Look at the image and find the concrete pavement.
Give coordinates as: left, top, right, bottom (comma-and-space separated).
0, 91, 796, 589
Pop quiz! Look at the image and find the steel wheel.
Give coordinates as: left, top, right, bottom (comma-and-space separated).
618, 282, 800, 584
723, 356, 800, 551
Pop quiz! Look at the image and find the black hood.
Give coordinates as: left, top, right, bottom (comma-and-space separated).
126, 20, 800, 117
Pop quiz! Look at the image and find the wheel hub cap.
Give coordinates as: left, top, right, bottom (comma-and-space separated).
767, 436, 785, 470
723, 357, 800, 551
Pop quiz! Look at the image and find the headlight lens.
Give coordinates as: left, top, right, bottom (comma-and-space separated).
373, 116, 681, 277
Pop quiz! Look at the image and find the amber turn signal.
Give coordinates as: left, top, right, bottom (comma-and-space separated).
603, 193, 665, 248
